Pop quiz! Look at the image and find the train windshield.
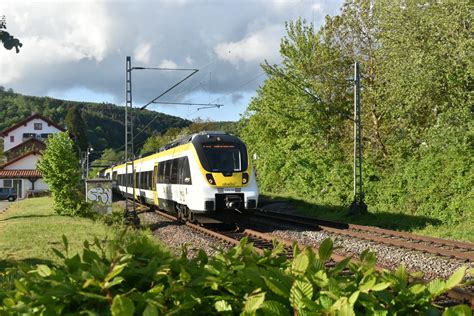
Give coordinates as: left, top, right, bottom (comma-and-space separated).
202, 142, 242, 172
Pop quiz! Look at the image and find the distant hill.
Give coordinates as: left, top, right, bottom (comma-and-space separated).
0, 89, 192, 152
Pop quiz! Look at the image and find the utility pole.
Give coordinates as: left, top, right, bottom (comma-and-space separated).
124, 56, 139, 226
349, 61, 367, 215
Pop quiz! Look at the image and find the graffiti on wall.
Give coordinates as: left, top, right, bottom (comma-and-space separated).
86, 187, 111, 204
86, 180, 112, 214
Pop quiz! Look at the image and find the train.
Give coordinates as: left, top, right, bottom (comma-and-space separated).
102, 131, 259, 222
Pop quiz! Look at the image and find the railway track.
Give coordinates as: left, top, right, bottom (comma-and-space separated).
249, 209, 473, 308
145, 207, 473, 308
252, 210, 474, 262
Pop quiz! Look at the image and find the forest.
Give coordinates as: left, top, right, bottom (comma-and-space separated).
0, 88, 190, 153
239, 0, 472, 233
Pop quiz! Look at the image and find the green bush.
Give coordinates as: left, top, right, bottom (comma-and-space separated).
0, 232, 471, 315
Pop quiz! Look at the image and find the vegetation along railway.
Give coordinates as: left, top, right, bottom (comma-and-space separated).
139, 202, 474, 309
102, 131, 473, 308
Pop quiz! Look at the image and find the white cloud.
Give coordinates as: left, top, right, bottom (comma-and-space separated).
214, 24, 284, 65
185, 55, 194, 65
134, 42, 152, 64
0, 0, 344, 120
312, 2, 323, 12
159, 59, 178, 69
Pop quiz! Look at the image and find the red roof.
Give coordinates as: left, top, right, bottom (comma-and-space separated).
0, 113, 66, 136
0, 169, 42, 178
0, 150, 42, 169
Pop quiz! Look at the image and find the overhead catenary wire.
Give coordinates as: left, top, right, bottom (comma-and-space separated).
140, 69, 199, 110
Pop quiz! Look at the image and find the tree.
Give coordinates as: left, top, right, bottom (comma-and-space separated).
65, 105, 89, 155
240, 0, 472, 222
0, 15, 22, 53
37, 132, 88, 216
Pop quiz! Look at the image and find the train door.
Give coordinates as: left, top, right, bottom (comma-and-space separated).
153, 162, 159, 206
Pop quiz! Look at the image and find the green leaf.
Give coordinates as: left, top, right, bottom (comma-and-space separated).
409, 283, 426, 295
331, 256, 351, 274
104, 277, 125, 290
2, 298, 15, 307
311, 270, 329, 288
371, 282, 391, 292
319, 295, 333, 309
442, 304, 471, 316
111, 295, 135, 316
14, 280, 28, 293
64, 254, 81, 272
263, 277, 289, 297
348, 291, 360, 305
261, 300, 290, 316
243, 292, 265, 313
62, 234, 69, 253
290, 279, 313, 309
214, 300, 232, 312
292, 252, 309, 273
105, 263, 127, 282
359, 277, 376, 293
359, 250, 376, 267
36, 264, 52, 277
445, 266, 466, 289
318, 238, 333, 261
331, 297, 354, 316
394, 265, 408, 288
78, 291, 108, 301
143, 304, 158, 316
427, 279, 445, 296
52, 247, 65, 259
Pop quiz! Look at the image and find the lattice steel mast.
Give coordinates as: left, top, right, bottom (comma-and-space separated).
349, 61, 367, 215
124, 56, 139, 225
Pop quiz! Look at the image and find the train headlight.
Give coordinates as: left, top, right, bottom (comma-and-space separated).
206, 173, 215, 185
242, 173, 249, 185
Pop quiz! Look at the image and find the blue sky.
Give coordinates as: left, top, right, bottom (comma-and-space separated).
1, 0, 343, 122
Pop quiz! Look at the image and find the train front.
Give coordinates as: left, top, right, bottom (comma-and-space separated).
190, 132, 258, 220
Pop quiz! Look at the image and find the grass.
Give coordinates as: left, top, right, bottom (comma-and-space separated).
260, 193, 474, 243
0, 197, 115, 266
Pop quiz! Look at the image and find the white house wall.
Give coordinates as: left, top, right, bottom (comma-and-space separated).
3, 118, 62, 151
4, 154, 41, 170
35, 179, 48, 191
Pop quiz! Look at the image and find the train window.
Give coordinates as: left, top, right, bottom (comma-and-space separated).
145, 171, 150, 189
158, 163, 165, 183
112, 171, 117, 180
153, 166, 158, 189
178, 157, 192, 185
164, 160, 171, 183
170, 159, 179, 184
202, 142, 242, 172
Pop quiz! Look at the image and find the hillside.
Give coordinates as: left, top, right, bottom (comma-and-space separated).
0, 89, 191, 152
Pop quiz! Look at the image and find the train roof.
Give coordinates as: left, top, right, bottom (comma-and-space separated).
104, 131, 236, 170
159, 131, 229, 152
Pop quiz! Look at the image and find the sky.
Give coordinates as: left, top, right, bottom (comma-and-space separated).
0, 0, 343, 122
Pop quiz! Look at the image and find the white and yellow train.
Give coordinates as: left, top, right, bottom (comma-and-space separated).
103, 131, 259, 221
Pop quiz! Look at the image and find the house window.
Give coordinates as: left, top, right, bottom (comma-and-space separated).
3, 179, 12, 188
10, 135, 14, 142
34, 123, 43, 130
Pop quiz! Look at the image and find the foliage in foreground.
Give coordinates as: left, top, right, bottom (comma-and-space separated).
0, 232, 471, 315
37, 132, 90, 217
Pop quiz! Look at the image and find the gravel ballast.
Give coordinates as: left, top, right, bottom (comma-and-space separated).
141, 211, 231, 258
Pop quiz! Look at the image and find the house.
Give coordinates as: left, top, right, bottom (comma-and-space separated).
0, 113, 66, 198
